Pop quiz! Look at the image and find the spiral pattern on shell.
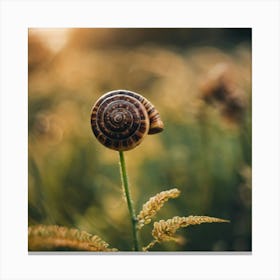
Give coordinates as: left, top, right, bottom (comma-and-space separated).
90, 90, 164, 151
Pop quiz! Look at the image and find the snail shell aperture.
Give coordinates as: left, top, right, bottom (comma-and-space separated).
90, 90, 164, 151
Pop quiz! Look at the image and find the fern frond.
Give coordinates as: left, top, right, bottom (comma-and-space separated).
28, 225, 118, 252
144, 215, 229, 250
137, 188, 181, 230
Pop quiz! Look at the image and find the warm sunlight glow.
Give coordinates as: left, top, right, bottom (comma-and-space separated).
29, 28, 70, 52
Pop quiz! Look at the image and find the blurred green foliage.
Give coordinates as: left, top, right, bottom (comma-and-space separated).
28, 28, 251, 251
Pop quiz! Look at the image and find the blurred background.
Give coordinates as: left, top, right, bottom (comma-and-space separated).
28, 28, 251, 251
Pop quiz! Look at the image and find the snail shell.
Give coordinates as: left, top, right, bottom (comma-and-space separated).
90, 90, 164, 151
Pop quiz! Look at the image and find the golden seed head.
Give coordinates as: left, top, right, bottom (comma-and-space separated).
152, 215, 230, 242
28, 225, 117, 252
137, 188, 181, 230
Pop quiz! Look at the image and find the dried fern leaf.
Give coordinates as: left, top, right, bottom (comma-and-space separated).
152, 215, 229, 243
28, 225, 117, 252
137, 188, 181, 229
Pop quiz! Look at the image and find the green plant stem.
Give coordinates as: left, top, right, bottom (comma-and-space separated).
118, 151, 140, 251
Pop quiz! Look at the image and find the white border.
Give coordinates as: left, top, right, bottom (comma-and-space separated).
1, 0, 279, 279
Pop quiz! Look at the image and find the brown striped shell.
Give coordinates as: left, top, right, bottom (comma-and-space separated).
90, 90, 164, 151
